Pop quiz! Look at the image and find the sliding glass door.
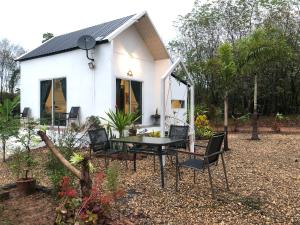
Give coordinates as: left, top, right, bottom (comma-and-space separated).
116, 79, 142, 124
40, 78, 66, 125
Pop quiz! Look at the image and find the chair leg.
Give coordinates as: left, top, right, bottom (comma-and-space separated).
133, 153, 137, 172
221, 153, 229, 190
207, 166, 215, 199
175, 156, 179, 191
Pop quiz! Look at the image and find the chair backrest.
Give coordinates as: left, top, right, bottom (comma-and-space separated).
205, 133, 225, 164
69, 107, 80, 119
88, 128, 109, 152
169, 125, 189, 148
169, 125, 189, 140
22, 107, 30, 118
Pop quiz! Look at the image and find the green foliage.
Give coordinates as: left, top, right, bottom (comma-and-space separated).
86, 115, 102, 130
8, 148, 38, 179
42, 32, 54, 43
0, 95, 20, 161
105, 162, 120, 192
218, 42, 237, 91
170, 0, 300, 116
101, 109, 140, 137
275, 112, 285, 121
195, 114, 213, 138
17, 119, 40, 152
46, 126, 83, 193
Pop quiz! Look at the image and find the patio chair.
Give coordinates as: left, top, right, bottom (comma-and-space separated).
175, 132, 229, 198
88, 128, 119, 167
20, 107, 30, 118
56, 106, 80, 127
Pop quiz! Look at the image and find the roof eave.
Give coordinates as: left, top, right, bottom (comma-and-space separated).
16, 39, 109, 62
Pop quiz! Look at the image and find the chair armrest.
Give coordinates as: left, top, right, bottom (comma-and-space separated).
176, 150, 205, 157
204, 151, 223, 159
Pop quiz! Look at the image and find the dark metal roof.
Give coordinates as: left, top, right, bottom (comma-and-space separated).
18, 14, 135, 61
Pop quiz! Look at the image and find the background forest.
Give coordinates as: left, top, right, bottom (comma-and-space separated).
170, 0, 300, 118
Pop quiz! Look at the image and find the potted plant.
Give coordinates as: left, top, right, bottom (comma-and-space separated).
101, 109, 140, 138
8, 148, 38, 195
151, 108, 160, 126
12, 119, 40, 195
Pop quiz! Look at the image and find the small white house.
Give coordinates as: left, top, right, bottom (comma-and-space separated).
17, 12, 191, 129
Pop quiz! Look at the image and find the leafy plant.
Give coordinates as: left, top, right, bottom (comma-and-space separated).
195, 114, 213, 139
8, 147, 38, 179
46, 126, 83, 193
0, 96, 20, 162
86, 115, 102, 130
101, 109, 140, 138
55, 168, 123, 224
272, 112, 286, 133
232, 113, 250, 132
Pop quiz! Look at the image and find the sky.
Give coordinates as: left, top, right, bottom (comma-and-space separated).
0, 0, 196, 51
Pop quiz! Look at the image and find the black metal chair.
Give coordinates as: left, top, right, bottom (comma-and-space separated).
20, 107, 30, 118
57, 107, 80, 127
88, 128, 118, 166
175, 133, 229, 198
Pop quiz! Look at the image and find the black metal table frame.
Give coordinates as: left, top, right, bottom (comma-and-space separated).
110, 136, 185, 188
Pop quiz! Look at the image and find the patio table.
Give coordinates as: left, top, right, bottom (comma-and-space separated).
110, 136, 185, 188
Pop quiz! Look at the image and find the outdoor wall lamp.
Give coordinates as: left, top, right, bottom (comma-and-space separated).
88, 61, 95, 69
127, 70, 133, 76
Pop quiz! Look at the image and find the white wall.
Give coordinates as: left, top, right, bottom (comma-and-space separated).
20, 44, 112, 122
113, 26, 158, 125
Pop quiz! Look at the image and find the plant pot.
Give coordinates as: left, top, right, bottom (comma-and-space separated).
128, 128, 137, 136
16, 178, 36, 195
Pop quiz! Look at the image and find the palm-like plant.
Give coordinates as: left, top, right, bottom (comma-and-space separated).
101, 109, 140, 138
218, 42, 236, 150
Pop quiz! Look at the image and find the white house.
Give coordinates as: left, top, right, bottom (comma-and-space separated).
17, 11, 193, 131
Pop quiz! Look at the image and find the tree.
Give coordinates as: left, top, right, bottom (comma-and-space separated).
0, 39, 25, 100
42, 32, 54, 43
0, 96, 20, 162
236, 27, 291, 139
170, 0, 300, 129
218, 42, 236, 150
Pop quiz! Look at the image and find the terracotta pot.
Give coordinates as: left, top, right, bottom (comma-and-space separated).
16, 178, 36, 195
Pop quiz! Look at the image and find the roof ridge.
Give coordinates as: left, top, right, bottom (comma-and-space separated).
54, 14, 136, 40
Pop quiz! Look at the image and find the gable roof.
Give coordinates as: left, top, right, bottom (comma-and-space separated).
17, 15, 135, 61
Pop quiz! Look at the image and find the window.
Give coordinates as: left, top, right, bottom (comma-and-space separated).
116, 79, 142, 123
171, 100, 185, 109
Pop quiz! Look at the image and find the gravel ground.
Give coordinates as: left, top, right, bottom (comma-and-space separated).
0, 133, 299, 224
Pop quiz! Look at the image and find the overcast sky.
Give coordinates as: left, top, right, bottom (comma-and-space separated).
0, 0, 196, 51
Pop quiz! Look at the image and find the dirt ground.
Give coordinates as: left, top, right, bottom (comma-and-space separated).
0, 132, 299, 225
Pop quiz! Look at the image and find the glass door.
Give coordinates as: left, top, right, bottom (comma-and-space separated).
40, 78, 66, 125
116, 79, 142, 124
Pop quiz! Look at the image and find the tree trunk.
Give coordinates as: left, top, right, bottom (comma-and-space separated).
80, 157, 92, 198
2, 140, 6, 162
224, 92, 229, 151
38, 130, 92, 197
251, 75, 259, 140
